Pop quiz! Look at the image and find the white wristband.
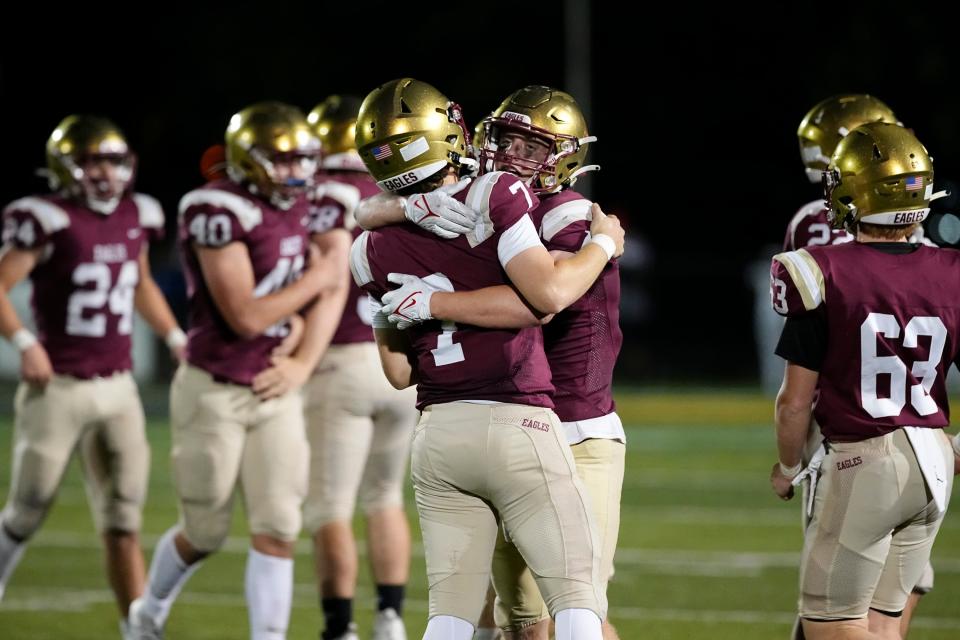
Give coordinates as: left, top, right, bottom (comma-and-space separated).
10, 328, 37, 352
779, 461, 803, 478
165, 327, 188, 351
587, 233, 616, 260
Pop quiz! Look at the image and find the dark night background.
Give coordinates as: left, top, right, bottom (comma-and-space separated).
2, 3, 957, 386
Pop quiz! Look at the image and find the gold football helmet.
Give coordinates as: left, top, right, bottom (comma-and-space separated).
798, 94, 898, 183
46, 115, 135, 215
355, 78, 472, 192
478, 85, 597, 194
225, 101, 320, 209
825, 122, 945, 229
307, 95, 366, 171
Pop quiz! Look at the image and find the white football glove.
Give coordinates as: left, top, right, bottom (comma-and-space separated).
404, 178, 477, 239
381, 273, 439, 329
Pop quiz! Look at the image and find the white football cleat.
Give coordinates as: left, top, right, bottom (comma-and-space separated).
128, 597, 165, 640
326, 622, 359, 640
373, 608, 407, 640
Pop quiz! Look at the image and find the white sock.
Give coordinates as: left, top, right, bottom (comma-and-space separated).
0, 524, 26, 601
472, 629, 501, 640
141, 528, 201, 625
423, 615, 474, 640
245, 548, 293, 640
554, 608, 602, 640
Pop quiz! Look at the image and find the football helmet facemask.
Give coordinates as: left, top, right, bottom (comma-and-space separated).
46, 115, 135, 215
225, 101, 321, 209
477, 85, 597, 194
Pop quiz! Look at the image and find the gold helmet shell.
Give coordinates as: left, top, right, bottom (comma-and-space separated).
225, 101, 320, 207
46, 115, 135, 214
307, 95, 366, 171
825, 122, 936, 229
355, 78, 471, 192
798, 94, 898, 183
479, 85, 597, 193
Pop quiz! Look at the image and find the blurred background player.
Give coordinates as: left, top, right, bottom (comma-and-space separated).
376, 86, 622, 640
770, 122, 958, 640
349, 77, 624, 640
302, 95, 415, 640
129, 102, 344, 640
789, 94, 898, 251
0, 115, 185, 638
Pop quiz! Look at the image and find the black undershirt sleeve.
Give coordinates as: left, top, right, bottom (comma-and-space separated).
775, 308, 827, 371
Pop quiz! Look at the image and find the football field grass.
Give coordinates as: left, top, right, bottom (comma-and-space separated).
0, 389, 957, 639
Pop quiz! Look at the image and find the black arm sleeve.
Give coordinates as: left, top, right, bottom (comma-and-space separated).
775, 308, 828, 371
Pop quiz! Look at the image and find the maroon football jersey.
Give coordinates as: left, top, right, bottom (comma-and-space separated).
771, 242, 960, 441
1, 193, 164, 378
308, 171, 381, 345
178, 179, 311, 386
783, 199, 853, 251
350, 171, 553, 410
530, 190, 622, 422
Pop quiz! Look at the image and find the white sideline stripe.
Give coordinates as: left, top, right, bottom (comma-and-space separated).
2, 588, 960, 630
26, 530, 960, 574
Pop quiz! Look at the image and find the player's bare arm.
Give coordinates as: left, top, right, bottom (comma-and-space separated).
384, 276, 549, 330
133, 245, 186, 361
373, 326, 417, 390
0, 245, 52, 386
355, 179, 477, 238
196, 240, 331, 339
252, 229, 353, 400
772, 362, 819, 500
505, 203, 624, 315
355, 192, 404, 230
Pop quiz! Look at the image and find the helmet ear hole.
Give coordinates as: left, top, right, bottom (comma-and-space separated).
400, 100, 413, 114
872, 144, 883, 160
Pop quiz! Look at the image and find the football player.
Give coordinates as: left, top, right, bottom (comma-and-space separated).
302, 95, 415, 640
348, 78, 624, 640
770, 123, 959, 640
0, 115, 185, 638
128, 102, 344, 640
364, 86, 623, 640
790, 95, 937, 639
788, 95, 898, 251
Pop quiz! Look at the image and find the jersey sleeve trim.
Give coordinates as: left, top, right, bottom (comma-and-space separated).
540, 198, 592, 241
178, 188, 262, 231
498, 215, 543, 268
773, 248, 825, 310
133, 193, 165, 229
349, 231, 373, 286
319, 182, 362, 215
465, 172, 501, 247
3, 197, 70, 234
